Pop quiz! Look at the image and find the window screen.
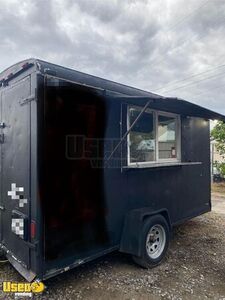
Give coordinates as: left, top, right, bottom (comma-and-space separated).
158, 115, 177, 159
128, 106, 180, 165
129, 107, 155, 163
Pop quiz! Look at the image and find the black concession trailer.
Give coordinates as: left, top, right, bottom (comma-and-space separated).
0, 59, 224, 281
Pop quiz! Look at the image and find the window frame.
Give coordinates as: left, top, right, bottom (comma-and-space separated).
127, 105, 181, 166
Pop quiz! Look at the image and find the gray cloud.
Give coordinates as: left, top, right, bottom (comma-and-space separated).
0, 0, 224, 114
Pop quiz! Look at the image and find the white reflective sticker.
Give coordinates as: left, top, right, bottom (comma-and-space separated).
8, 183, 28, 208
11, 218, 24, 238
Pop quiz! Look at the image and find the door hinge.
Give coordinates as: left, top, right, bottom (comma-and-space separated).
19, 94, 36, 106
0, 134, 4, 144
25, 241, 38, 250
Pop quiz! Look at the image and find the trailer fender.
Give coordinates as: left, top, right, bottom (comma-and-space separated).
119, 208, 171, 257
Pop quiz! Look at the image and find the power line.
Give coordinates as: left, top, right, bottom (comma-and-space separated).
160, 69, 225, 94
190, 80, 225, 99
159, 0, 211, 34
146, 12, 225, 71
142, 1, 225, 99
152, 59, 225, 92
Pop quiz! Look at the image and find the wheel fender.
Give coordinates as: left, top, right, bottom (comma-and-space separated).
119, 208, 171, 257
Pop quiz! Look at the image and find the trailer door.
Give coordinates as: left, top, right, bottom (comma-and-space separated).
0, 77, 31, 268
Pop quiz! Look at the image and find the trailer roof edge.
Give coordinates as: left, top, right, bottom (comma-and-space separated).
0, 58, 224, 121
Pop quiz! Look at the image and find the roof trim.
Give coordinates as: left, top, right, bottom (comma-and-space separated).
0, 58, 224, 121
108, 96, 225, 121
0, 58, 35, 85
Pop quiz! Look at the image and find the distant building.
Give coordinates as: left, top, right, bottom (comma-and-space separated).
211, 141, 225, 177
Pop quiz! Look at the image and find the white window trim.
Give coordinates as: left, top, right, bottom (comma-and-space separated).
127, 106, 181, 167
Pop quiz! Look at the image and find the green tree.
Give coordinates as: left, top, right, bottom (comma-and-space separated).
211, 121, 225, 176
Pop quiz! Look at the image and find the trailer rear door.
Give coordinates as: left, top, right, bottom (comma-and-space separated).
0, 76, 31, 268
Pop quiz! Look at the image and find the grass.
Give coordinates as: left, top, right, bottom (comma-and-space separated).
211, 182, 225, 194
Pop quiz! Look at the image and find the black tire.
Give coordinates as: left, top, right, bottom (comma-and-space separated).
0, 249, 6, 259
133, 214, 170, 268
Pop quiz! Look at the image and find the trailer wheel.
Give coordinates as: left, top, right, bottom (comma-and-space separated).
133, 214, 170, 268
0, 249, 6, 259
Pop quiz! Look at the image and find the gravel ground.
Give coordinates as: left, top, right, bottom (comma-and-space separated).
0, 190, 225, 300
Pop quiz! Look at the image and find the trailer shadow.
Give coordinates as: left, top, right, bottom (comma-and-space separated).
41, 213, 225, 299
1, 212, 225, 300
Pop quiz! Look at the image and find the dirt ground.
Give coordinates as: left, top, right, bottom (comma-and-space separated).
0, 184, 225, 300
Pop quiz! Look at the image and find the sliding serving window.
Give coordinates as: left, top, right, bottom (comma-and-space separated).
158, 114, 178, 160
128, 106, 180, 165
128, 107, 156, 163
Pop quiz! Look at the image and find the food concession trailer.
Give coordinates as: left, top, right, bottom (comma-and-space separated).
0, 59, 224, 281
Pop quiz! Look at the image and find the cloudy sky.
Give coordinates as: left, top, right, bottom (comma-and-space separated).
0, 0, 225, 114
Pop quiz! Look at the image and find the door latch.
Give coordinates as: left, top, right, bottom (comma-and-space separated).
0, 122, 5, 129
0, 205, 5, 211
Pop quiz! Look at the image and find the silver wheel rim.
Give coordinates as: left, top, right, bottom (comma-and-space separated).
146, 224, 166, 259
